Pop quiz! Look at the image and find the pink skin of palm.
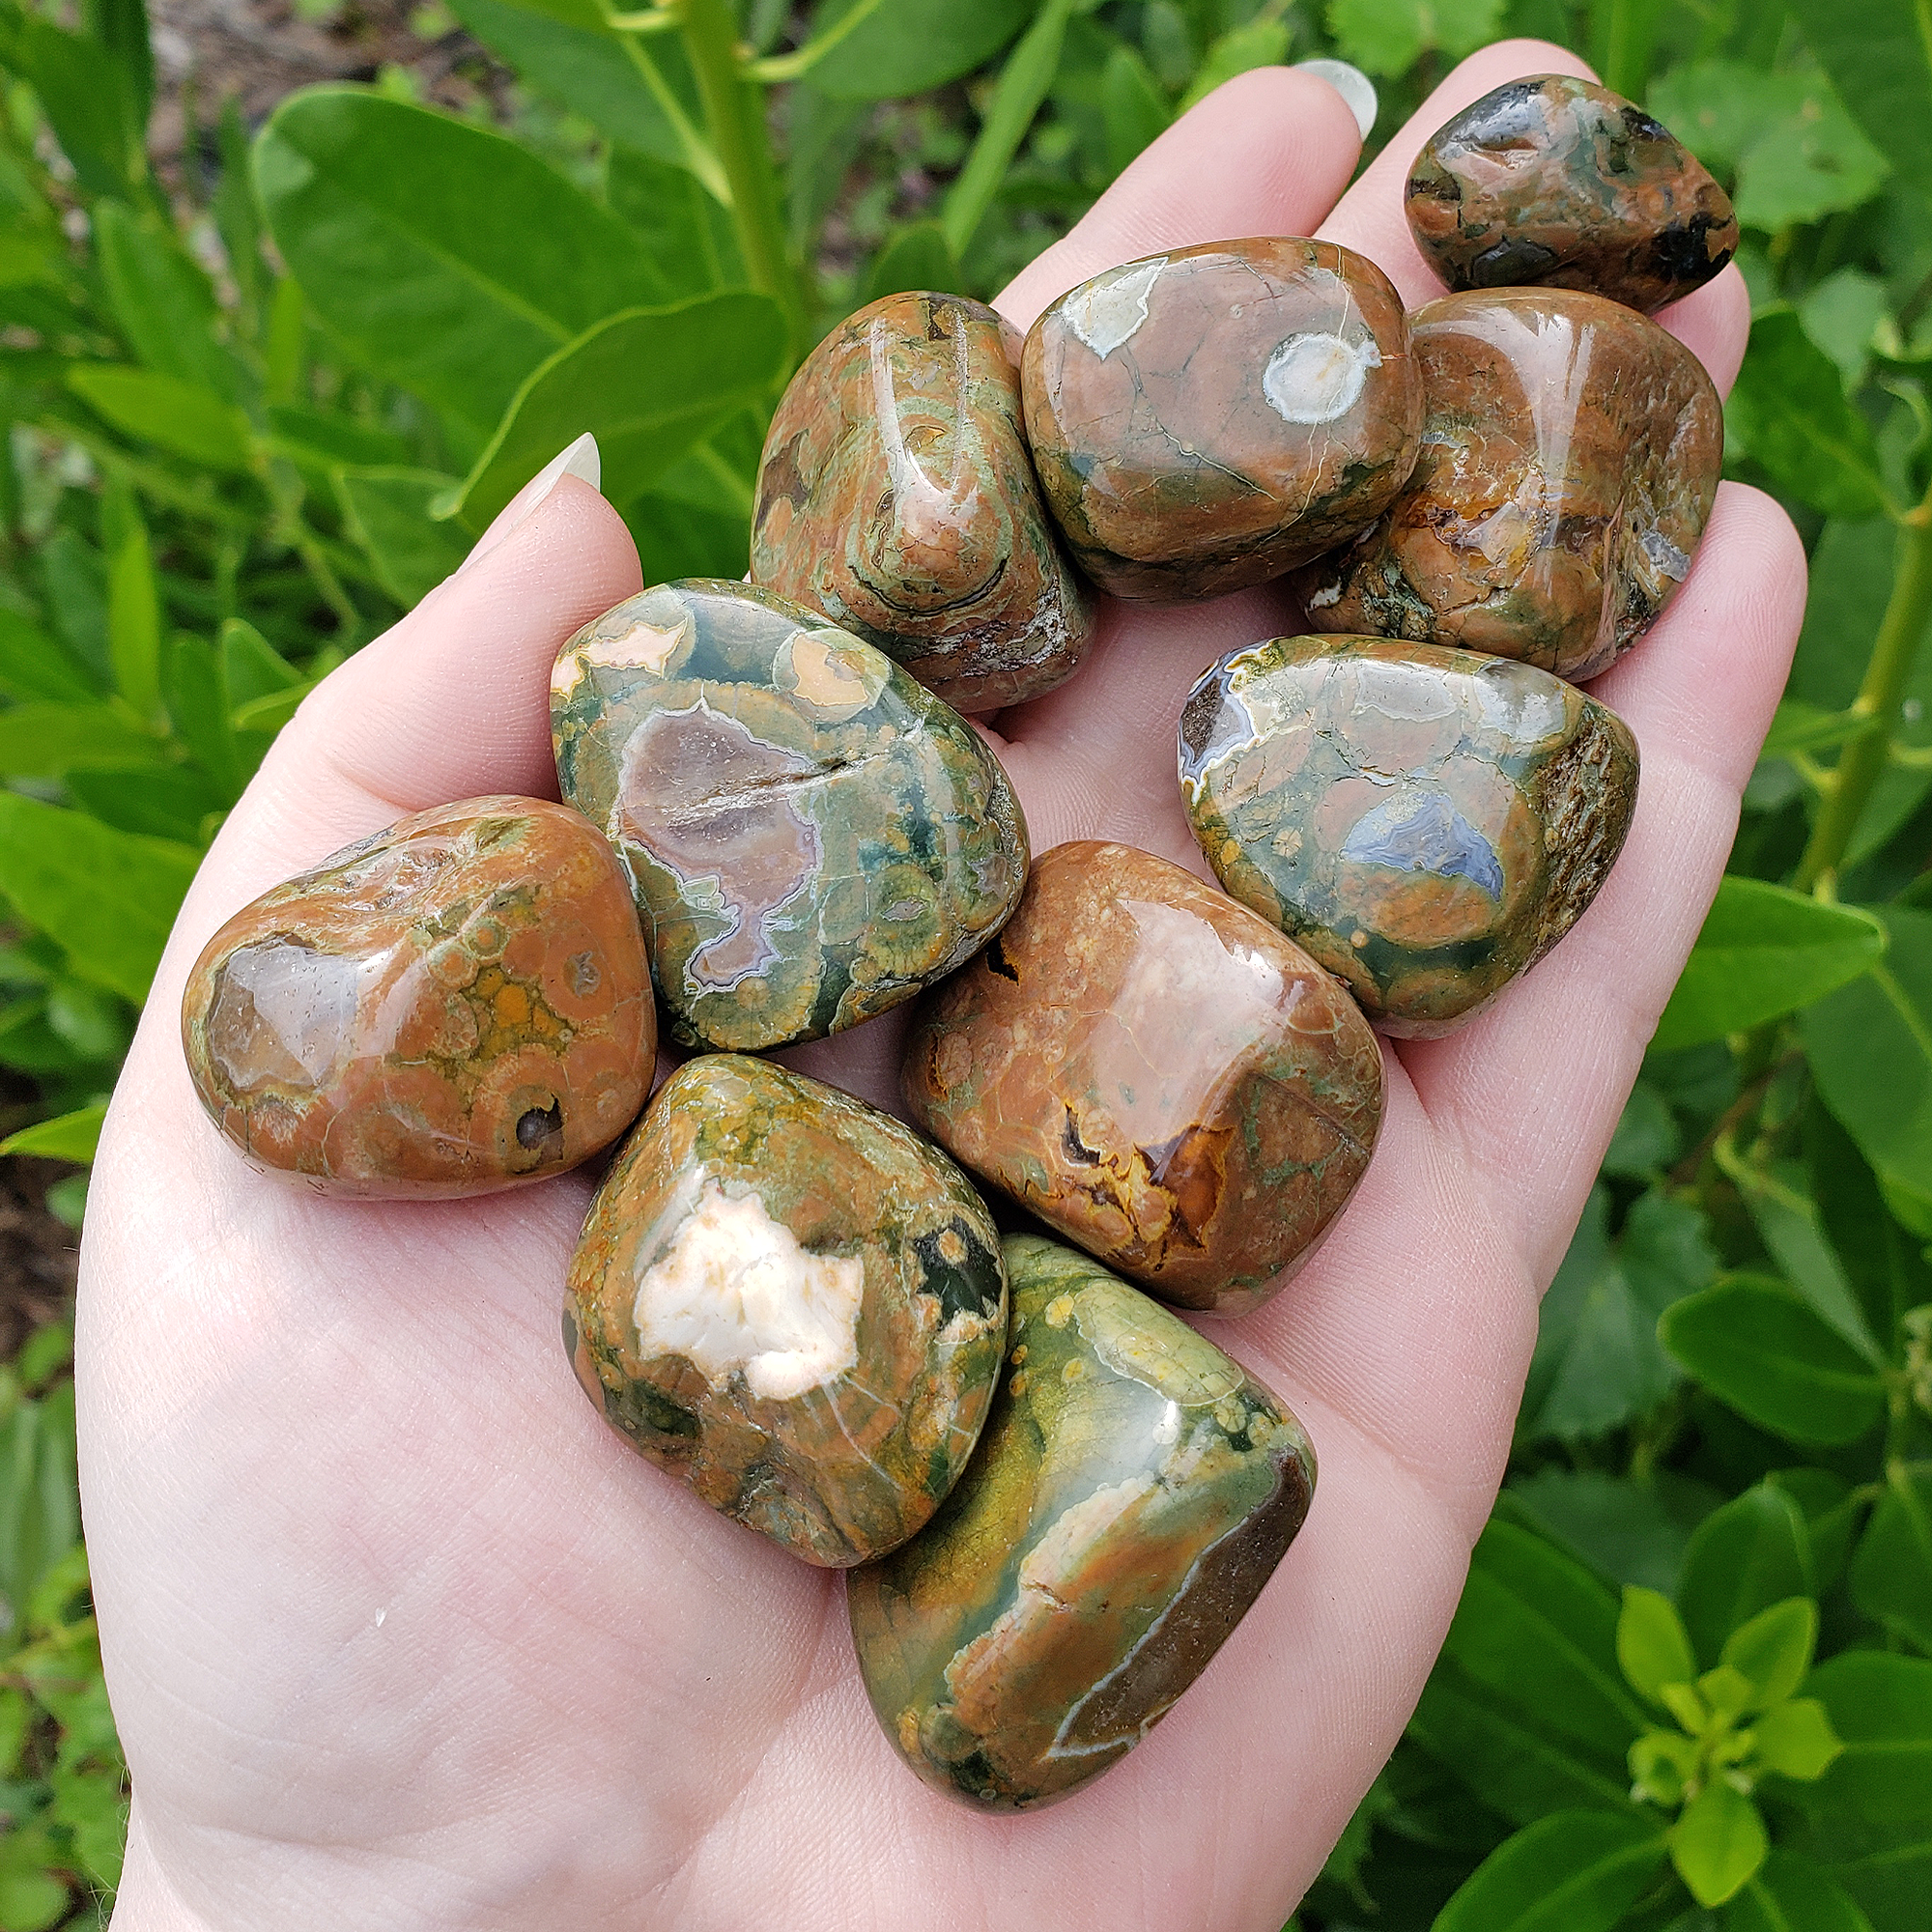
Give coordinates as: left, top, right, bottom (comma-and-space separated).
79, 42, 1802, 1932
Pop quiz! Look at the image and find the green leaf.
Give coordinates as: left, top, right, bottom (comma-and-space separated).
1807, 1099, 1917, 1356
1719, 1599, 1816, 1712
1729, 1853, 1876, 1932
0, 1104, 105, 1164
1768, 1467, 1861, 1595
1804, 907, 1932, 1202
65, 364, 254, 472
1502, 1468, 1718, 1595
1604, 1082, 1678, 1179
607, 147, 742, 299
1671, 1780, 1769, 1908
0, 703, 159, 780
1751, 1698, 1843, 1782
163, 633, 243, 805
254, 89, 670, 434
1788, 0, 1932, 204
1176, 17, 1291, 113
0, 794, 199, 1002
17, 17, 140, 197
1442, 1520, 1649, 1757
1731, 1164, 1884, 1364
91, 201, 241, 401
1618, 1586, 1698, 1704
1850, 1463, 1932, 1653
1326, 0, 1503, 80
1410, 1660, 1636, 1825
1659, 1277, 1887, 1446
1678, 1484, 1811, 1668
1727, 310, 1889, 520
803, 0, 1034, 100
107, 523, 160, 723
1629, 1727, 1700, 1806
1809, 1651, 1932, 1820
264, 404, 410, 473
49, 1763, 126, 1888
218, 619, 301, 708
863, 221, 963, 307
332, 468, 471, 608
449, 294, 786, 530
0, 610, 99, 704
1433, 1809, 1667, 1932
1653, 877, 1885, 1051
1100, 44, 1170, 178
65, 763, 221, 843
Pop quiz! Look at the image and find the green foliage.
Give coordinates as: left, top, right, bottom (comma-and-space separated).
0, 0, 1928, 1927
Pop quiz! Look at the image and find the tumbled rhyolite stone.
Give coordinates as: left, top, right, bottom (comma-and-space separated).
565, 1054, 1007, 1566
848, 1234, 1314, 1809
1019, 239, 1421, 603
1179, 637, 1638, 1036
1294, 289, 1720, 683
181, 797, 653, 1197
751, 291, 1094, 712
1406, 74, 1738, 314
902, 841, 1382, 1317
551, 580, 1028, 1054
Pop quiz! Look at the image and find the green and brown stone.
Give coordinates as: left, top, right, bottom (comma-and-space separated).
551, 581, 1029, 1054
565, 1054, 1007, 1567
902, 841, 1382, 1317
1293, 289, 1721, 683
751, 291, 1094, 712
1406, 74, 1738, 314
1179, 637, 1639, 1036
847, 1234, 1315, 1810
1019, 239, 1422, 603
180, 797, 654, 1196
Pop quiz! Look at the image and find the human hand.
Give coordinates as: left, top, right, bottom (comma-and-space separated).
79, 40, 1804, 1931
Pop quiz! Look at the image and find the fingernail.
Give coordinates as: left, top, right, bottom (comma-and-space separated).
460, 432, 602, 573
1293, 59, 1378, 140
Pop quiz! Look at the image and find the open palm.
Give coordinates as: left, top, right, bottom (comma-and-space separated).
80, 41, 1804, 1932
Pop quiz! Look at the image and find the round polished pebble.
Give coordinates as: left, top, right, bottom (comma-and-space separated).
1406, 73, 1738, 314
551, 580, 1029, 1054
901, 841, 1382, 1316
181, 797, 653, 1197
565, 1054, 1007, 1567
751, 291, 1094, 712
1019, 238, 1422, 603
1179, 636, 1639, 1036
848, 1233, 1315, 1811
1293, 289, 1721, 683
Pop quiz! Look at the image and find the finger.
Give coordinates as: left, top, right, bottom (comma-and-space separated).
995, 66, 1364, 333
1315, 40, 1750, 394
1394, 483, 1808, 1280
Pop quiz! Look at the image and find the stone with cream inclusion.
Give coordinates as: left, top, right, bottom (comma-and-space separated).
551, 580, 1029, 1054
180, 797, 653, 1196
1019, 238, 1422, 602
565, 1054, 1008, 1566
1179, 635, 1639, 1036
847, 1234, 1315, 1809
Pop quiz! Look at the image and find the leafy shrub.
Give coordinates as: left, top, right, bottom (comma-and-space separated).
0, 0, 1926, 1927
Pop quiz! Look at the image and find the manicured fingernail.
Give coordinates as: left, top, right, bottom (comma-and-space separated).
1293, 59, 1378, 140
460, 432, 602, 573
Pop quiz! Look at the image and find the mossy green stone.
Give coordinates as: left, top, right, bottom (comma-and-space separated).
551, 580, 1028, 1053
847, 1234, 1315, 1810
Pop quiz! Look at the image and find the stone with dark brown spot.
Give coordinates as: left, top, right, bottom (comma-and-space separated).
901, 842, 1382, 1316
551, 580, 1029, 1053
847, 1233, 1315, 1810
1293, 289, 1721, 682
1019, 239, 1422, 603
751, 291, 1093, 712
565, 1053, 1007, 1566
180, 798, 653, 1196
1179, 636, 1638, 1036
1406, 74, 1738, 314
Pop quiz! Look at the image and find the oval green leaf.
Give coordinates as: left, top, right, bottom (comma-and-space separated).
1726, 309, 1889, 519
1433, 1809, 1666, 1932
1729, 1852, 1876, 1932
1670, 1779, 1769, 1908
1678, 1484, 1812, 1667
1850, 1463, 1932, 1653
65, 364, 254, 473
802, 0, 1034, 100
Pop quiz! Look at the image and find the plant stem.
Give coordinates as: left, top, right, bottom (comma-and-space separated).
747, 0, 890, 83
1796, 479, 1932, 893
674, 0, 808, 361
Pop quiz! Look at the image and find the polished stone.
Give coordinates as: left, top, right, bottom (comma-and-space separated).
566, 1054, 1008, 1567
751, 291, 1094, 712
1179, 636, 1639, 1035
551, 580, 1029, 1054
848, 1234, 1314, 1810
181, 797, 653, 1196
1293, 289, 1721, 682
1406, 73, 1738, 314
1019, 239, 1421, 602
902, 841, 1382, 1316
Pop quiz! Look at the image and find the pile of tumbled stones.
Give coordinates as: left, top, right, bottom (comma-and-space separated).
180, 76, 1733, 1813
